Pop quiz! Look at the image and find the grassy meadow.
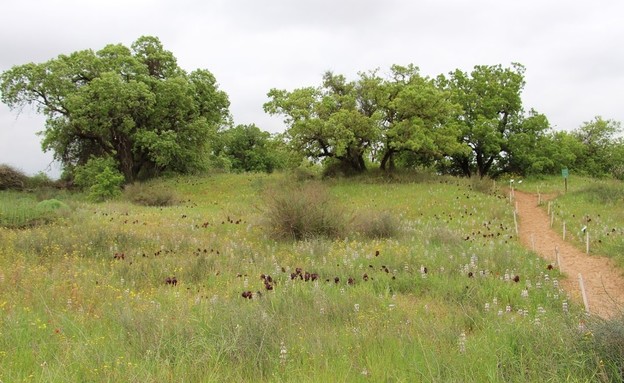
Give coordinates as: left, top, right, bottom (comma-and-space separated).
0, 172, 622, 382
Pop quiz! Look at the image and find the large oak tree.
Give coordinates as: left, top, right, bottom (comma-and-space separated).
437, 63, 549, 177
1, 36, 230, 181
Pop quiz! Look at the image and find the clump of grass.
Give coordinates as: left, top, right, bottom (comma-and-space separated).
578, 183, 624, 204
0, 164, 28, 190
0, 195, 70, 228
262, 181, 346, 240
469, 175, 496, 194
124, 182, 178, 206
352, 210, 401, 239
586, 315, 624, 380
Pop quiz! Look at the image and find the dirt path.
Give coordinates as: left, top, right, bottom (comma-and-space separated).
514, 190, 624, 319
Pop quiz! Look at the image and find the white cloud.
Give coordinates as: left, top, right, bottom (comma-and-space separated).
1, 0, 623, 176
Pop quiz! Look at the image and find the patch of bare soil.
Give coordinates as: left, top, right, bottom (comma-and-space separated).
514, 190, 624, 319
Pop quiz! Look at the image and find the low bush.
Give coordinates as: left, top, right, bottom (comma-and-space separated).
74, 157, 125, 202
262, 181, 346, 240
0, 164, 28, 190
352, 210, 401, 239
124, 183, 178, 206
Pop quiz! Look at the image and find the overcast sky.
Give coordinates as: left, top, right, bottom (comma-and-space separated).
1, 0, 623, 177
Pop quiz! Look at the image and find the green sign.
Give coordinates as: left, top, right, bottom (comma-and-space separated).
562, 168, 569, 178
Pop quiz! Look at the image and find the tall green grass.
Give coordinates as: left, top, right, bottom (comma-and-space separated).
0, 173, 618, 382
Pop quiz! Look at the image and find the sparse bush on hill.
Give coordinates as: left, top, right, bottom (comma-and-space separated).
263, 180, 402, 240
263, 181, 346, 240
352, 210, 400, 239
0, 164, 28, 190
470, 175, 496, 194
26, 171, 55, 189
124, 182, 178, 206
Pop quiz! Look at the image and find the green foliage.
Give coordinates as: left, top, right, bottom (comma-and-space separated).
0, 194, 70, 228
1, 36, 230, 182
74, 157, 124, 201
124, 182, 178, 206
438, 63, 550, 178
571, 116, 623, 177
36, 199, 70, 212
0, 164, 28, 190
26, 171, 55, 189
216, 124, 292, 173
265, 72, 379, 174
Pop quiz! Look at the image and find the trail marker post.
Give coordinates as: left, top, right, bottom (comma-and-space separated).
562, 168, 569, 193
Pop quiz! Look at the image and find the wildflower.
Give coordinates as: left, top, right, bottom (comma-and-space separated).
506, 305, 512, 313
279, 341, 288, 365
458, 331, 467, 353
241, 291, 253, 299
484, 302, 490, 312
562, 301, 569, 313
354, 304, 360, 312
521, 289, 529, 298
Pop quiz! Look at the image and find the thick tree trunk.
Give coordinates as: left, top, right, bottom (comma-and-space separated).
459, 157, 471, 177
380, 150, 395, 171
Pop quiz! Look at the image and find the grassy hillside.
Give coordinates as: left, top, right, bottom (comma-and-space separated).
0, 173, 619, 382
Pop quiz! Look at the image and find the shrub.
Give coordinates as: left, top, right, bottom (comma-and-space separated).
36, 199, 70, 212
124, 183, 178, 206
470, 175, 496, 194
262, 181, 346, 240
352, 210, 401, 239
26, 171, 55, 189
0, 164, 28, 190
74, 157, 125, 202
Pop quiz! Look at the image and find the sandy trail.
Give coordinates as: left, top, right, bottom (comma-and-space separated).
514, 190, 624, 319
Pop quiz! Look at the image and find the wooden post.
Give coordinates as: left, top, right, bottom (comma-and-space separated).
513, 210, 518, 235
563, 222, 566, 241
578, 273, 590, 315
547, 201, 551, 216
586, 230, 590, 254
555, 246, 561, 270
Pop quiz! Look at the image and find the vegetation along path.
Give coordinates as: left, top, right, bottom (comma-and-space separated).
515, 190, 624, 319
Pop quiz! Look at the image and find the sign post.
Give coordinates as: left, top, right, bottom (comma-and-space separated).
561, 168, 569, 193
